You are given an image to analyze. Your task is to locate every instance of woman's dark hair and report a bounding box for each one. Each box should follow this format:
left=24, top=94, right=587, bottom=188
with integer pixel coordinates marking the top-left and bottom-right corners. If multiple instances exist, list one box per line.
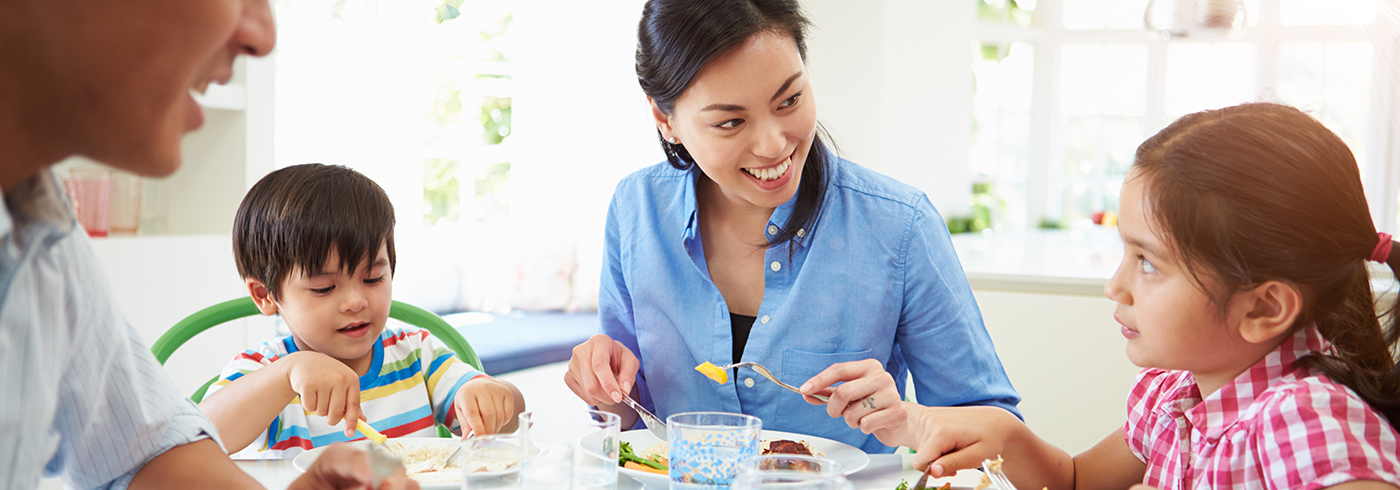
left=636, top=0, right=831, bottom=247
left=232, top=163, right=397, bottom=300
left=1133, top=102, right=1399, bottom=429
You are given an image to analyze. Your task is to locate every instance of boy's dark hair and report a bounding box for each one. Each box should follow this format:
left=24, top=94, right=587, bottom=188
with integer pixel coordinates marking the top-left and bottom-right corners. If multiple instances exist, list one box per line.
left=1134, top=102, right=1399, bottom=429
left=233, top=163, right=396, bottom=301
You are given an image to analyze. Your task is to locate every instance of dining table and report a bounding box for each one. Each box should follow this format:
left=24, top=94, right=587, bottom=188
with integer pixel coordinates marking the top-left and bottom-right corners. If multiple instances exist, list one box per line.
left=234, top=451, right=989, bottom=490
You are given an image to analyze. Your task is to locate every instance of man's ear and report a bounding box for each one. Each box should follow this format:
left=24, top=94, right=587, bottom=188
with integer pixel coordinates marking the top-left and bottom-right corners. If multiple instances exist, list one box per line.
left=1237, top=280, right=1302, bottom=344
left=246, top=277, right=279, bottom=316
left=649, top=96, right=677, bottom=144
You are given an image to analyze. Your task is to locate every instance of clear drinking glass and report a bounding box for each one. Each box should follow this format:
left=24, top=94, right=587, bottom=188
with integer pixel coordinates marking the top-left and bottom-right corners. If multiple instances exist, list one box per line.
left=730, top=455, right=853, bottom=490
left=667, top=412, right=762, bottom=490
left=462, top=433, right=524, bottom=490
left=62, top=168, right=112, bottom=237
left=519, top=410, right=620, bottom=490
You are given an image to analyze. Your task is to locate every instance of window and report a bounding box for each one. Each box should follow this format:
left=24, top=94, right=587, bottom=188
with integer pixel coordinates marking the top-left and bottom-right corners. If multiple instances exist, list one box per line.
left=969, top=0, right=1396, bottom=231
left=273, top=0, right=514, bottom=230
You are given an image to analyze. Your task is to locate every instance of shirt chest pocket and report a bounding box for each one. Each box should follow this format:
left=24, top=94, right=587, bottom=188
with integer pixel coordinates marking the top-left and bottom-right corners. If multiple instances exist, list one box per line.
left=773, top=348, right=875, bottom=439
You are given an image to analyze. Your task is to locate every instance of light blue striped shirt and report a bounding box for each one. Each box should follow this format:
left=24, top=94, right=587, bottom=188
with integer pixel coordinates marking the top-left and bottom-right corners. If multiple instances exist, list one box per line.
left=0, top=172, right=221, bottom=490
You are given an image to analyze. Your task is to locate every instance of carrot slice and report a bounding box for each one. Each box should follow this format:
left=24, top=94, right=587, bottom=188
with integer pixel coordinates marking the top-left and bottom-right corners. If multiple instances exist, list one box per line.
left=624, top=461, right=668, bottom=474
left=694, top=362, right=728, bottom=384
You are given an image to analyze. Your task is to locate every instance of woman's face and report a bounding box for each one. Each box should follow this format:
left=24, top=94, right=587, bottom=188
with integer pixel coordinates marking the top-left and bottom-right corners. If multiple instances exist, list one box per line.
left=10, top=0, right=274, bottom=177
left=657, top=30, right=819, bottom=211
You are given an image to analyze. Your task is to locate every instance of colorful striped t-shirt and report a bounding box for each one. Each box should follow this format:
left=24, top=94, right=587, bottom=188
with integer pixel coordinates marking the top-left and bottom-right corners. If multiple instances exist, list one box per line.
left=207, top=325, right=486, bottom=459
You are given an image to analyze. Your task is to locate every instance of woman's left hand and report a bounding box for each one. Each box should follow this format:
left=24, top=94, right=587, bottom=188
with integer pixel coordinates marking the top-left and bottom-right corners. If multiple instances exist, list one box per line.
left=799, top=359, right=911, bottom=447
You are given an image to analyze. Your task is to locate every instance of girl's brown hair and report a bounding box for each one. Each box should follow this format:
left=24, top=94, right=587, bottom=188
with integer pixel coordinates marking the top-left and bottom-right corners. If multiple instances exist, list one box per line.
left=1133, top=102, right=1399, bottom=429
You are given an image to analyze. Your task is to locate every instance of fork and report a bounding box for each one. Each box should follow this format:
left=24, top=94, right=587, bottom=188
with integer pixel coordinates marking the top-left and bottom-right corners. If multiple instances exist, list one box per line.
left=713, top=361, right=829, bottom=403
left=981, top=457, right=1020, bottom=490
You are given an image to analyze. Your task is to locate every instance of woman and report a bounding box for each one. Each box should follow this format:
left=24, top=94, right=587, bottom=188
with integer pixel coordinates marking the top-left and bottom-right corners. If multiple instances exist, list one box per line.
left=564, top=0, right=1020, bottom=453
left=0, top=0, right=415, bottom=488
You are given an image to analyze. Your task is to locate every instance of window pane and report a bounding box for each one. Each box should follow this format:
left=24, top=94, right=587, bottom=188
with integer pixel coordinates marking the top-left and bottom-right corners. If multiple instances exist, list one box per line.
left=1063, top=0, right=1150, bottom=29
left=1281, top=0, right=1376, bottom=26
left=1061, top=44, right=1147, bottom=116
left=1165, top=42, right=1257, bottom=119
left=971, top=42, right=1035, bottom=230
left=1276, top=42, right=1372, bottom=174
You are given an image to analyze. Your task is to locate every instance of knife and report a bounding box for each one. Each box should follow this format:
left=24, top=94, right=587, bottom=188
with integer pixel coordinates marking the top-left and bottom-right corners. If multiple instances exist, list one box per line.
left=618, top=392, right=668, bottom=441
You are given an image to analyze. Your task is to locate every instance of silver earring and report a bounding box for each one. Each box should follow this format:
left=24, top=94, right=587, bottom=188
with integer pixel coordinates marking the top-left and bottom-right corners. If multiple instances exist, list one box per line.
left=668, top=137, right=677, bottom=144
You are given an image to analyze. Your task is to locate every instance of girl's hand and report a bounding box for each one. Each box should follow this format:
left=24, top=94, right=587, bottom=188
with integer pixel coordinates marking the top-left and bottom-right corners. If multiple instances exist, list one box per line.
left=454, top=377, right=516, bottom=436
left=907, top=405, right=1026, bottom=478
left=564, top=334, right=640, bottom=406
left=799, top=359, right=911, bottom=447
left=286, top=351, right=364, bottom=437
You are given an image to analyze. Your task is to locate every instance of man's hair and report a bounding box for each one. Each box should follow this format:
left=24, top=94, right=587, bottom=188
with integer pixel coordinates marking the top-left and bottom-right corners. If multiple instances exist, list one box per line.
left=233, top=163, right=396, bottom=300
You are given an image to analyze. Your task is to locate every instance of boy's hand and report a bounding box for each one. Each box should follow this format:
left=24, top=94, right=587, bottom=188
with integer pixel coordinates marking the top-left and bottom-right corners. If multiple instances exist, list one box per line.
left=454, top=377, right=516, bottom=437
left=286, top=351, right=364, bottom=437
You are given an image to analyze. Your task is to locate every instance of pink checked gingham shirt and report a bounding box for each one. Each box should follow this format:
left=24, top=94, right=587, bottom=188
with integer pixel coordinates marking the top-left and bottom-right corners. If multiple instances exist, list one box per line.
left=1125, top=326, right=1400, bottom=489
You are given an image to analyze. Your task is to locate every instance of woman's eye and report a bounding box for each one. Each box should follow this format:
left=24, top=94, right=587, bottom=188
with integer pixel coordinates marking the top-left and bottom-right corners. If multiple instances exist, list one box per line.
left=715, top=118, right=743, bottom=129
left=365, top=276, right=384, bottom=285
left=311, top=286, right=334, bottom=294
left=1140, top=256, right=1157, bottom=273
left=780, top=92, right=801, bottom=108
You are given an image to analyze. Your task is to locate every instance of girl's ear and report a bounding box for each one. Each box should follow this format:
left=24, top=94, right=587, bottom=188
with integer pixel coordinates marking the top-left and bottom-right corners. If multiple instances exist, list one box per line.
left=246, top=277, right=280, bottom=316
left=1238, top=280, right=1303, bottom=344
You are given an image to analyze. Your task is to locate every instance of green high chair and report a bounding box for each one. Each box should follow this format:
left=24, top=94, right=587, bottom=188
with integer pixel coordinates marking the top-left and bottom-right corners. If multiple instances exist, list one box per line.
left=151, top=296, right=480, bottom=438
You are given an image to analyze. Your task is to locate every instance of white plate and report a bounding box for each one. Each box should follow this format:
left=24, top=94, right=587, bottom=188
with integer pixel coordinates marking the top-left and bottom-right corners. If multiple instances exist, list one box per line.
left=617, top=429, right=871, bottom=490
left=292, top=437, right=518, bottom=489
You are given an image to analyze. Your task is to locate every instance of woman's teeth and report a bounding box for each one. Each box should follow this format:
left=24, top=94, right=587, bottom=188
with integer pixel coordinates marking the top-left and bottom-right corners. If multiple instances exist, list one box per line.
left=743, top=158, right=791, bottom=181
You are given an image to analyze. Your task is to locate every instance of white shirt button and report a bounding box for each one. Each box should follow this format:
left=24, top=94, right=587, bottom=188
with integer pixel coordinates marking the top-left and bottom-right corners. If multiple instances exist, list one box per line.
left=796, top=228, right=806, bottom=238
left=767, top=225, right=779, bottom=235
left=744, top=378, right=755, bottom=388
left=770, top=261, right=781, bottom=272
left=760, top=315, right=770, bottom=324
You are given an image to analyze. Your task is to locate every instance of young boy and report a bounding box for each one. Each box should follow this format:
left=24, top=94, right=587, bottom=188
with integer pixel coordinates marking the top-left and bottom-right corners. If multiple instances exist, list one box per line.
left=200, top=163, right=525, bottom=458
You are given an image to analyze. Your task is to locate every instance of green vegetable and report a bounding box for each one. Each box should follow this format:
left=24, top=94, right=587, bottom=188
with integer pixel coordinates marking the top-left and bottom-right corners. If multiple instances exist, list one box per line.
left=895, top=480, right=909, bottom=490
left=619, top=441, right=667, bottom=470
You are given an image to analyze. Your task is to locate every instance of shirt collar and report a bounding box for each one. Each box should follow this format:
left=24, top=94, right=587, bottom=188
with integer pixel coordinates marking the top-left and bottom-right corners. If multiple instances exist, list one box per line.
left=678, top=169, right=810, bottom=248
left=1186, top=326, right=1327, bottom=440
left=0, top=170, right=78, bottom=241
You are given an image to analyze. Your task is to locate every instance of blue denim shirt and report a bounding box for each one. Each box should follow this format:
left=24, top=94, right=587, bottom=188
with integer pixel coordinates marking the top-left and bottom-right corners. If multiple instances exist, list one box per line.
left=600, top=157, right=1021, bottom=453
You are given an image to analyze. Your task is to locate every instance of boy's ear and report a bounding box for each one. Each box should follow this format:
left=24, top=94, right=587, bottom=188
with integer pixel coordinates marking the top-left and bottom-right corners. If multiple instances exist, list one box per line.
left=245, top=277, right=279, bottom=316
left=648, top=96, right=677, bottom=144
left=1238, top=280, right=1302, bottom=344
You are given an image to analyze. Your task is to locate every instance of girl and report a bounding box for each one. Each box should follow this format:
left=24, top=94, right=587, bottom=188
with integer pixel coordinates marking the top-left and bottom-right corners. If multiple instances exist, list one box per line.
left=898, top=103, right=1400, bottom=489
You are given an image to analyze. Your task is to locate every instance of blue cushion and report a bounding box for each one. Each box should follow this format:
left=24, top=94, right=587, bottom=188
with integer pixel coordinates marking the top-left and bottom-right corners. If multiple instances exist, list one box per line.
left=442, top=311, right=598, bottom=375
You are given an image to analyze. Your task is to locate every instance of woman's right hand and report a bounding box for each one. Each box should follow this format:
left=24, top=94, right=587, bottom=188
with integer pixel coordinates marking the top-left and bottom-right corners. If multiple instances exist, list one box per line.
left=564, top=334, right=640, bottom=406
left=286, top=351, right=364, bottom=437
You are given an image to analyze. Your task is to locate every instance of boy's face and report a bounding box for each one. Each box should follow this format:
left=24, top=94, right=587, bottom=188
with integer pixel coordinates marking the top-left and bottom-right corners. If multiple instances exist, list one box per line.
left=257, top=243, right=393, bottom=366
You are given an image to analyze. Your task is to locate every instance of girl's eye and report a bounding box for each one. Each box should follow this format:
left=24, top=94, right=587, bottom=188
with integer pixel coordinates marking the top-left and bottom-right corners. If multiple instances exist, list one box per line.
left=365, top=276, right=384, bottom=285
left=311, top=286, right=334, bottom=294
left=715, top=118, right=743, bottom=129
left=780, top=92, right=801, bottom=108
left=1140, top=256, right=1158, bottom=274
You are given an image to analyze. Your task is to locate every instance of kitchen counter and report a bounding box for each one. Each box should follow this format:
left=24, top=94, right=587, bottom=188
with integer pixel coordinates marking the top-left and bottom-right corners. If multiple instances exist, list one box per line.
left=951, top=227, right=1121, bottom=296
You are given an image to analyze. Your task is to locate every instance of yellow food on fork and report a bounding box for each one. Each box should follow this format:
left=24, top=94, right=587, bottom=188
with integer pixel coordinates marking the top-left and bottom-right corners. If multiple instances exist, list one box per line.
left=356, top=419, right=388, bottom=445
left=694, top=362, right=728, bottom=384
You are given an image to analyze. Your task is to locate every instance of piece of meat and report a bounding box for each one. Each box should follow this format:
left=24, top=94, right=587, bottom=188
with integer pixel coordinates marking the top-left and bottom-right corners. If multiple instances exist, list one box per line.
left=761, top=439, right=813, bottom=456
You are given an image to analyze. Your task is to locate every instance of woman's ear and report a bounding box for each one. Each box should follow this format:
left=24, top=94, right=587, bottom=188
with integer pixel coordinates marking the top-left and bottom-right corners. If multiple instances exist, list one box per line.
left=1237, top=280, right=1302, bottom=344
left=246, top=277, right=279, bottom=316
left=648, top=96, right=677, bottom=143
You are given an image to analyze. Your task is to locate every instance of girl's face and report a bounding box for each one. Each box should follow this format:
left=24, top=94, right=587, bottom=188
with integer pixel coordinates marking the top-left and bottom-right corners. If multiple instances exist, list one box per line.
left=273, top=245, right=393, bottom=367
left=1105, top=174, right=1258, bottom=375
left=657, top=30, right=819, bottom=211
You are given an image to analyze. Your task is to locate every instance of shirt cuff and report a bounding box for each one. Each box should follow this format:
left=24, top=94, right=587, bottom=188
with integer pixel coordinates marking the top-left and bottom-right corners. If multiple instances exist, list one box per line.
left=106, top=399, right=223, bottom=490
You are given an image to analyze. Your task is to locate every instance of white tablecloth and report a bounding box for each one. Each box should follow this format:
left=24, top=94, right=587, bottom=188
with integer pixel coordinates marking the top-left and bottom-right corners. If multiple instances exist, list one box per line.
left=236, top=454, right=986, bottom=490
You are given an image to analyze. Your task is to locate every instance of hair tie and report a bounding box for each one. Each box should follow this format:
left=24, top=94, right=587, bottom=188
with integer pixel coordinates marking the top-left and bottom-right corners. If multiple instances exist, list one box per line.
left=1369, top=232, right=1393, bottom=263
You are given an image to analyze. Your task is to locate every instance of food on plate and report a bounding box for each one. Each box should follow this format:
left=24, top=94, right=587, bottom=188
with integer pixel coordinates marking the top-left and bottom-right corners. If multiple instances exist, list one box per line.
left=757, top=438, right=826, bottom=471
left=398, top=443, right=463, bottom=483
left=695, top=362, right=728, bottom=384
left=894, top=481, right=950, bottom=490
left=620, top=441, right=668, bottom=473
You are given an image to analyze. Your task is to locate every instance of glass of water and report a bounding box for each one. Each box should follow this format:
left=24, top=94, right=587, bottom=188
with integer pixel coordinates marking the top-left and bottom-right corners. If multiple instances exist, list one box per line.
left=731, top=455, right=852, bottom=490
left=519, top=410, right=621, bottom=490
left=666, top=412, right=762, bottom=490
left=462, top=433, right=524, bottom=490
